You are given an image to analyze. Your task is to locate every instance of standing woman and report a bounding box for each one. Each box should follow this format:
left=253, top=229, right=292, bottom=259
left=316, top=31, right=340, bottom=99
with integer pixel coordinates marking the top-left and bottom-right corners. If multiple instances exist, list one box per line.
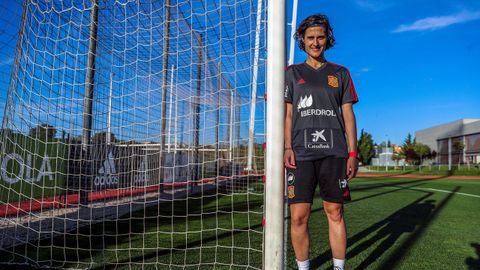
left=284, top=14, right=359, bottom=270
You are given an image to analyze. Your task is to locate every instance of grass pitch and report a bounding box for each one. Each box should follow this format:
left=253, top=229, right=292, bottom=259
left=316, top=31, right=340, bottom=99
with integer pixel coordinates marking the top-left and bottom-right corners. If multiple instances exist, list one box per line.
left=292, top=176, right=480, bottom=270
left=1, top=177, right=479, bottom=269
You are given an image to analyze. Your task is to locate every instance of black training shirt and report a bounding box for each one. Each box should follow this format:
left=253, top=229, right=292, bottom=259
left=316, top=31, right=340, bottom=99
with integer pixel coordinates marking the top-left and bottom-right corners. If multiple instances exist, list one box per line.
left=284, top=62, right=358, bottom=161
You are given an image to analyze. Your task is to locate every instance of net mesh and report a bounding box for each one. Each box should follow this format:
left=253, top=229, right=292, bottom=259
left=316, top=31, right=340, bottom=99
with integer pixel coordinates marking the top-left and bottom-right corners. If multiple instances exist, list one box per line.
left=0, top=0, right=267, bottom=268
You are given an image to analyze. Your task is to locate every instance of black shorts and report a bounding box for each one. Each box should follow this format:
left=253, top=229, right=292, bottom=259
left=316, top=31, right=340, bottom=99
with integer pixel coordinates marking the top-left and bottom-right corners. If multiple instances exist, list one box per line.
left=286, top=157, right=351, bottom=204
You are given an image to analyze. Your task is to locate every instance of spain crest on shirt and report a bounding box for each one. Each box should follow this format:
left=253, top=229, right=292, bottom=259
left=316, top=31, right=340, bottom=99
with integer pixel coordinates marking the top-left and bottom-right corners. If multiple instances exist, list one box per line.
left=327, top=75, right=339, bottom=88
left=288, top=186, right=295, bottom=199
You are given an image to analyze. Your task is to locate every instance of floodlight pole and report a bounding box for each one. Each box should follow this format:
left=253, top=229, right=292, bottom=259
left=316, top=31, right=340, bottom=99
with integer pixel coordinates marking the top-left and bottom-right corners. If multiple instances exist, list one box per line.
left=160, top=0, right=171, bottom=150
left=107, top=72, right=113, bottom=144
left=228, top=85, right=234, bottom=162
left=448, top=137, right=452, bottom=171
left=193, top=34, right=203, bottom=183
left=80, top=0, right=99, bottom=206
left=247, top=0, right=263, bottom=171
left=167, top=65, right=174, bottom=153
left=174, top=67, right=178, bottom=153
left=159, top=0, right=171, bottom=192
left=215, top=62, right=221, bottom=178
left=263, top=0, right=285, bottom=268
left=81, top=0, right=99, bottom=150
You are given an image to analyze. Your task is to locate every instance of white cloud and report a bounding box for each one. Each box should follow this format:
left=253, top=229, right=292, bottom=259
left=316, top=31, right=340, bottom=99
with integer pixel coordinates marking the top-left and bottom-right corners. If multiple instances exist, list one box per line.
left=354, top=0, right=393, bottom=12
left=354, top=67, right=371, bottom=76
left=393, top=10, right=480, bottom=33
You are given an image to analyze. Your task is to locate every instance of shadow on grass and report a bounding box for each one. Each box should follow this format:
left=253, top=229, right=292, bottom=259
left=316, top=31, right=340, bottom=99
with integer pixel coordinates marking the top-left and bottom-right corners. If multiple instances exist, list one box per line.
left=466, top=243, right=480, bottom=270
left=376, top=186, right=460, bottom=269
left=309, top=192, right=432, bottom=269
left=306, top=177, right=438, bottom=219
left=285, top=178, right=434, bottom=269
left=309, top=185, right=460, bottom=270
left=92, top=216, right=264, bottom=270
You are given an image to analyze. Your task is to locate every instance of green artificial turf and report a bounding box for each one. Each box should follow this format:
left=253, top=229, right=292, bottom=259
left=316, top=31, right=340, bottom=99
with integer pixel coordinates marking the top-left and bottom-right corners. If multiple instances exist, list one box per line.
left=365, top=165, right=480, bottom=176
left=286, top=177, right=480, bottom=270
left=1, top=177, right=480, bottom=270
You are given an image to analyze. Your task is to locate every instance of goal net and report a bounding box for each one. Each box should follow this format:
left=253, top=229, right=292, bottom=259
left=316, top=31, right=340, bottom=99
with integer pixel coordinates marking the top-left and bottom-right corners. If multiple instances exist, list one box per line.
left=0, top=0, right=270, bottom=268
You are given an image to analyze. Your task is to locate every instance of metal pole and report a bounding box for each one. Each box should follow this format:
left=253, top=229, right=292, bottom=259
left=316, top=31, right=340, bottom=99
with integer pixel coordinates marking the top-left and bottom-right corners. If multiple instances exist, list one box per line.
left=263, top=0, right=285, bottom=268
left=193, top=34, right=203, bottom=183
left=159, top=0, right=171, bottom=192
left=385, top=134, right=388, bottom=171
left=228, top=84, right=234, bottom=162
left=288, top=0, right=298, bottom=65
left=82, top=0, right=99, bottom=150
left=160, top=0, right=171, bottom=150
left=246, top=0, right=263, bottom=171
left=80, top=0, right=99, bottom=206
left=167, top=65, right=174, bottom=153
left=448, top=137, right=452, bottom=171
left=107, top=72, right=113, bottom=144
left=174, top=67, right=178, bottom=153
left=215, top=62, right=221, bottom=179
left=1, top=0, right=29, bottom=135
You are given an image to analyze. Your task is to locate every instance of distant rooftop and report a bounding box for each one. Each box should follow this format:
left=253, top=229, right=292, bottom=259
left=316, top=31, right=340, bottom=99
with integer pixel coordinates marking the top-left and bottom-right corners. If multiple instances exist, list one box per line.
left=416, top=119, right=480, bottom=133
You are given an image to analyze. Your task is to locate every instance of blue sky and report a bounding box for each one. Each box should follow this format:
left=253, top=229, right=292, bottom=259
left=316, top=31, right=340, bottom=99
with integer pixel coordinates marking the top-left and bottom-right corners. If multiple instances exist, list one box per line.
left=1, top=0, right=479, bottom=145
left=287, top=0, right=480, bottom=144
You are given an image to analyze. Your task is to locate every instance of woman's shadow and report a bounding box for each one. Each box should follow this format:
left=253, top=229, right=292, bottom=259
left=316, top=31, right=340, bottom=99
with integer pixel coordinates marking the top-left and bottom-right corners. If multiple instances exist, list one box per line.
left=466, top=243, right=480, bottom=270
left=311, top=195, right=436, bottom=269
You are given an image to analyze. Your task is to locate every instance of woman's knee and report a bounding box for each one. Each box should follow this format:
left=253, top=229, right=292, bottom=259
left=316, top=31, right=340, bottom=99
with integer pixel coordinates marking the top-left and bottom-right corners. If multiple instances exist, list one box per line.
left=324, top=203, right=343, bottom=223
left=290, top=204, right=311, bottom=227
left=291, top=213, right=309, bottom=227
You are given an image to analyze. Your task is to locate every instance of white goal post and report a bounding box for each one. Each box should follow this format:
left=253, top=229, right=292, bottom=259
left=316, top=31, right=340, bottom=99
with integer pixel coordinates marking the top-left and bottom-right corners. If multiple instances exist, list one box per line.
left=263, top=0, right=286, bottom=269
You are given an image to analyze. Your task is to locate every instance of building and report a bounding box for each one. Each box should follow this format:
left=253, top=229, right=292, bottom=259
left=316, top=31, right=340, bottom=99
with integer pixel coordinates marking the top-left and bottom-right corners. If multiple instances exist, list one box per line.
left=415, top=119, right=480, bottom=165
left=371, top=145, right=405, bottom=166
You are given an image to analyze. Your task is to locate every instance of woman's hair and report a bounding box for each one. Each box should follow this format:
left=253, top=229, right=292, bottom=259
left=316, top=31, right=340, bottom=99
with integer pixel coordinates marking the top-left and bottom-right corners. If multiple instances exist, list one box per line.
left=294, top=14, right=335, bottom=51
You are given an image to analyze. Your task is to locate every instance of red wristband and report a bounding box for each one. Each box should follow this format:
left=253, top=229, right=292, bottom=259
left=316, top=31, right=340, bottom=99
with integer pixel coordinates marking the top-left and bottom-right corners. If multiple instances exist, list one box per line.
left=348, top=151, right=358, bottom=158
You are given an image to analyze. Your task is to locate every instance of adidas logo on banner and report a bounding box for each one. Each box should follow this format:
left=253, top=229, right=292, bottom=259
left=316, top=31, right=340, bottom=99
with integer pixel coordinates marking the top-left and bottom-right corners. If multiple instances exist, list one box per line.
left=134, top=156, right=148, bottom=185
left=297, top=94, right=313, bottom=111
left=94, top=152, right=119, bottom=186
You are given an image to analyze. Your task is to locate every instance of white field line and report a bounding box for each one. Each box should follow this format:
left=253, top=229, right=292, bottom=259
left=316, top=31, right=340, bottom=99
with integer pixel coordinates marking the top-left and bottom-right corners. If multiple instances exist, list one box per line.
left=378, top=185, right=480, bottom=199
left=418, top=187, right=480, bottom=198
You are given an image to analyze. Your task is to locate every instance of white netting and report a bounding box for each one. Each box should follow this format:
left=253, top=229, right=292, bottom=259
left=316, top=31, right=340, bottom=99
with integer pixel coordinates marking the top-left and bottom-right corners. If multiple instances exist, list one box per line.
left=0, top=0, right=267, bottom=268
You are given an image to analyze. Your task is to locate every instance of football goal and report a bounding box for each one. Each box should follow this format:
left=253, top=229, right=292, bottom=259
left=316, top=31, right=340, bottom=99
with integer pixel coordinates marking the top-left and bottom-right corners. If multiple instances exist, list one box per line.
left=0, top=0, right=285, bottom=269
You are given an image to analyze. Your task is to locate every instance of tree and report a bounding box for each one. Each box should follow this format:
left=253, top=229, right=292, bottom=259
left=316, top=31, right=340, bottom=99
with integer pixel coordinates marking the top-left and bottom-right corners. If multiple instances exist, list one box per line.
left=357, top=129, right=375, bottom=165
left=414, top=143, right=431, bottom=165
left=391, top=152, right=403, bottom=166
left=399, top=133, right=432, bottom=165
left=403, top=133, right=415, bottom=149
left=29, top=123, right=56, bottom=141
left=401, top=133, right=417, bottom=165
